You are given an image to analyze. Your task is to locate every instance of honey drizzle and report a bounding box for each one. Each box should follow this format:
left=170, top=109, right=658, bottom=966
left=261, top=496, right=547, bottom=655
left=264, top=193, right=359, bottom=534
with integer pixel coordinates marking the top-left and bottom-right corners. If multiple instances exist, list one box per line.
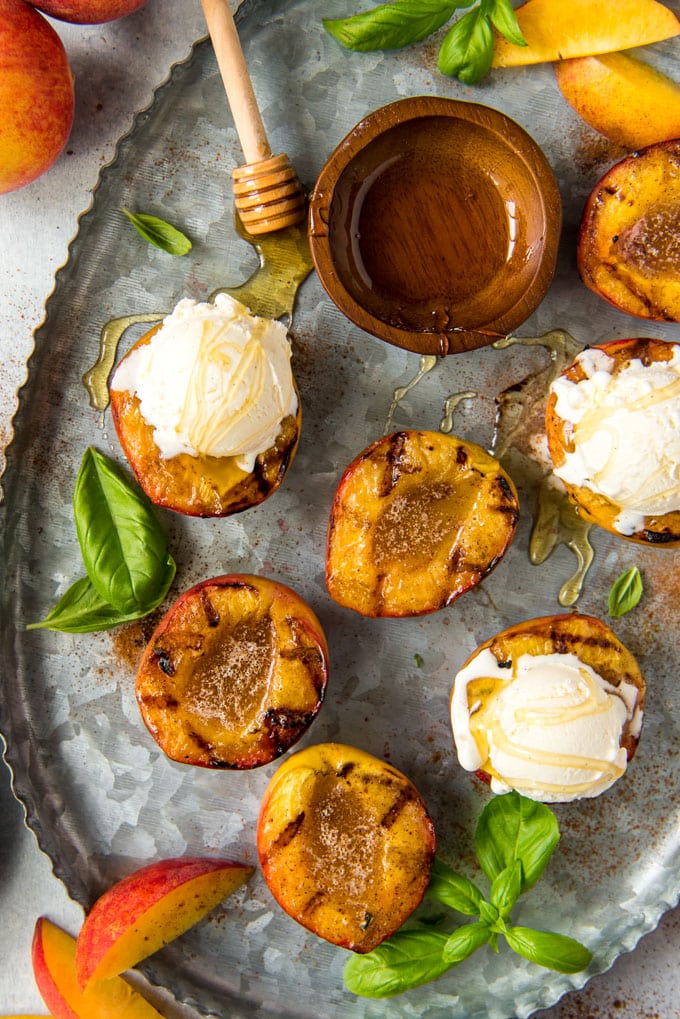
left=82, top=219, right=314, bottom=413
left=385, top=355, right=438, bottom=432
left=83, top=312, right=165, bottom=411
left=491, top=330, right=593, bottom=607
left=388, top=329, right=595, bottom=606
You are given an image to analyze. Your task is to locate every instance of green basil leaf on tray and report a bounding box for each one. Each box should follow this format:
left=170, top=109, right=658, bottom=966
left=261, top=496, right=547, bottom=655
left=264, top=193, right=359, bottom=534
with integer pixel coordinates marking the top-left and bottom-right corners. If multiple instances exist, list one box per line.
left=121, top=207, right=192, bottom=255
left=344, top=794, right=591, bottom=998
left=504, top=926, right=594, bottom=974
left=437, top=6, right=494, bottom=83
left=323, top=0, right=527, bottom=83
left=442, top=921, right=491, bottom=965
left=344, top=928, right=452, bottom=998
left=426, top=857, right=486, bottom=915
left=474, top=791, right=560, bottom=893
left=608, top=566, right=643, bottom=619
left=490, top=860, right=523, bottom=917
left=485, top=0, right=527, bottom=47
left=26, top=576, right=147, bottom=634
left=323, top=0, right=465, bottom=51
left=74, top=447, right=176, bottom=615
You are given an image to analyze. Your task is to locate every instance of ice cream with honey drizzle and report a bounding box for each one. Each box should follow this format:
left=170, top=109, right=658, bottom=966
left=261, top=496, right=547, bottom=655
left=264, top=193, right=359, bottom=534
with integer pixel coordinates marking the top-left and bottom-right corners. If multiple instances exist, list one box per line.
left=451, top=648, right=642, bottom=802
left=549, top=345, right=680, bottom=535
left=111, top=293, right=297, bottom=472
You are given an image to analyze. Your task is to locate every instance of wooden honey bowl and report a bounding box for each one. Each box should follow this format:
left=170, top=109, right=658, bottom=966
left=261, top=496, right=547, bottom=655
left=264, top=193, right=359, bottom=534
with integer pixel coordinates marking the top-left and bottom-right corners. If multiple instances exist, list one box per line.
left=308, top=96, right=562, bottom=356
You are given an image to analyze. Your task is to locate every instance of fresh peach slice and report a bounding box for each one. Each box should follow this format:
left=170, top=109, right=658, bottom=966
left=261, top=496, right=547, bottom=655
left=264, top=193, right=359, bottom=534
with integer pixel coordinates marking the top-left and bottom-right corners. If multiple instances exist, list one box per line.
left=31, top=917, right=164, bottom=1019
left=75, top=857, right=253, bottom=988
left=555, top=52, right=680, bottom=149
left=492, top=0, right=680, bottom=67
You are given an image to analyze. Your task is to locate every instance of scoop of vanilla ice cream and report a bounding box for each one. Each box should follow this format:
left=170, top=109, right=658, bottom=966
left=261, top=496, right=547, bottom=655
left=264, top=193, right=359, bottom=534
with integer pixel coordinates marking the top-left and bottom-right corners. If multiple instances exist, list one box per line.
left=111, top=294, right=297, bottom=472
left=451, top=647, right=641, bottom=803
left=550, top=345, right=680, bottom=534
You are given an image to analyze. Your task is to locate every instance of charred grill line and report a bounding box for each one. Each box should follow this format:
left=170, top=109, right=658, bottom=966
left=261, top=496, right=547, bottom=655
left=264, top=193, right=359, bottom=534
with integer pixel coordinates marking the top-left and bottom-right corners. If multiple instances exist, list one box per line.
left=268, top=812, right=306, bottom=855
left=200, top=590, right=221, bottom=628
left=380, top=787, right=416, bottom=829
left=152, top=647, right=176, bottom=676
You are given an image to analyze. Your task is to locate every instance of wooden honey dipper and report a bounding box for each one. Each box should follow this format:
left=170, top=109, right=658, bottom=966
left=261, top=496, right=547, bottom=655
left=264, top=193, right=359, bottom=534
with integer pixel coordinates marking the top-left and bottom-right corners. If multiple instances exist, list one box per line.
left=200, top=0, right=307, bottom=235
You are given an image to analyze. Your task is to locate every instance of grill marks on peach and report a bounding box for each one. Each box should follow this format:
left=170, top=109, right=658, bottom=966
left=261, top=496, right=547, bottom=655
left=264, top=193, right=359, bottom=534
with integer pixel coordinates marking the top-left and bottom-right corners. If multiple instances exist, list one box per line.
left=257, top=744, right=435, bottom=952
left=135, top=575, right=329, bottom=768
left=487, top=614, right=645, bottom=720
left=326, top=430, right=519, bottom=617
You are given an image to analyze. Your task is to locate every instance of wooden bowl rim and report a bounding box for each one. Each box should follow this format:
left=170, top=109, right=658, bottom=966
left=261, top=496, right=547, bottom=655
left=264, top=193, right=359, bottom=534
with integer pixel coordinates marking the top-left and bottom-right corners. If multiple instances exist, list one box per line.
left=308, top=96, right=562, bottom=356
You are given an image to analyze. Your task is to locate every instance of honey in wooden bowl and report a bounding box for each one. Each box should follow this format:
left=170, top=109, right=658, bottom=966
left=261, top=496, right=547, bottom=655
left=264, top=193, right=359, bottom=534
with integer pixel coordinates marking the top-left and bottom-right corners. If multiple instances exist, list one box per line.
left=308, top=96, right=562, bottom=356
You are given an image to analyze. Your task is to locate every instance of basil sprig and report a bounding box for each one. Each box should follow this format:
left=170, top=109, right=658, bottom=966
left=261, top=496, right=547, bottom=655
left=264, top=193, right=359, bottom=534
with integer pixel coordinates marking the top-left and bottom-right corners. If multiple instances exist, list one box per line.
left=323, top=0, right=526, bottom=84
left=608, top=566, right=643, bottom=619
left=344, top=792, right=592, bottom=998
left=122, top=208, right=192, bottom=256
left=28, top=448, right=176, bottom=633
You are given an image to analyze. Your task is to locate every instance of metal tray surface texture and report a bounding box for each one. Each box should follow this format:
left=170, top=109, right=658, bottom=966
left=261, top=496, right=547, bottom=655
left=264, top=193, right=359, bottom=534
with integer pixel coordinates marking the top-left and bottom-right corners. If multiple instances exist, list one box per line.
left=2, top=1, right=680, bottom=1017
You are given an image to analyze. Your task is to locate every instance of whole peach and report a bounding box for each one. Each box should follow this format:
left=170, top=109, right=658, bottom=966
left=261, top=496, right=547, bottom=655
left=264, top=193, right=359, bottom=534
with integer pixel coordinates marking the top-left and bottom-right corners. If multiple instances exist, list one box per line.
left=0, top=0, right=75, bottom=194
left=25, top=0, right=148, bottom=23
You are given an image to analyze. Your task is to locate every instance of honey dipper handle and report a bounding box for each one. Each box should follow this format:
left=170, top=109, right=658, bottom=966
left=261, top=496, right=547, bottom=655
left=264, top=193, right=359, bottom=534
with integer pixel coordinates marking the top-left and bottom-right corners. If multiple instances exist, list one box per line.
left=200, top=0, right=271, bottom=164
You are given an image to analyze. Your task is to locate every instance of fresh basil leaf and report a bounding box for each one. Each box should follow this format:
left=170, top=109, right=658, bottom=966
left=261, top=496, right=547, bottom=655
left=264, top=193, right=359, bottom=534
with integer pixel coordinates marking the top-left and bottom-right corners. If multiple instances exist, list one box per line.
left=490, top=860, right=523, bottom=917
left=73, top=447, right=176, bottom=615
left=26, top=576, right=145, bottom=633
left=324, top=0, right=466, bottom=52
left=121, top=208, right=192, bottom=255
left=426, top=858, right=486, bottom=916
left=344, top=929, right=451, bottom=998
left=608, top=566, right=643, bottom=619
left=442, top=921, right=490, bottom=965
left=475, top=792, right=560, bottom=893
left=504, top=925, right=593, bottom=974
left=438, top=7, right=494, bottom=84
left=485, top=0, right=527, bottom=47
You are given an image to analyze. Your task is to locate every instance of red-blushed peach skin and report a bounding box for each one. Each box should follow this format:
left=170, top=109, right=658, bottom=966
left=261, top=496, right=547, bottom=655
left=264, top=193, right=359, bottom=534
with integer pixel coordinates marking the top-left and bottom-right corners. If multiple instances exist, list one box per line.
left=545, top=337, right=680, bottom=544
left=450, top=613, right=646, bottom=791
left=136, top=574, right=329, bottom=768
left=26, top=0, right=148, bottom=23
left=0, top=0, right=75, bottom=194
left=110, top=325, right=301, bottom=518
left=32, top=917, right=165, bottom=1019
left=75, top=857, right=253, bottom=988
left=577, top=140, right=680, bottom=322
left=326, top=430, right=519, bottom=617
left=257, top=742, right=435, bottom=953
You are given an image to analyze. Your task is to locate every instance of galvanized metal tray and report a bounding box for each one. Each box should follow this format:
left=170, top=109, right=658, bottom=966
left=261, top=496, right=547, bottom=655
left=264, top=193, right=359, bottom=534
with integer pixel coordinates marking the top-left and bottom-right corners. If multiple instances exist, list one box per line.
left=2, top=2, right=680, bottom=1016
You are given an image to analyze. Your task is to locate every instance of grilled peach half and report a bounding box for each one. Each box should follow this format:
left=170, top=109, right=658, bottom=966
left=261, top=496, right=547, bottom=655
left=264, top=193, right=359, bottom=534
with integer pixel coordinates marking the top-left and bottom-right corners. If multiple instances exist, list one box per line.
left=577, top=139, right=680, bottom=322
left=450, top=613, right=645, bottom=800
left=546, top=337, right=680, bottom=544
left=326, top=430, right=519, bottom=617
left=135, top=574, right=329, bottom=769
left=110, top=325, right=301, bottom=518
left=257, top=743, right=435, bottom=952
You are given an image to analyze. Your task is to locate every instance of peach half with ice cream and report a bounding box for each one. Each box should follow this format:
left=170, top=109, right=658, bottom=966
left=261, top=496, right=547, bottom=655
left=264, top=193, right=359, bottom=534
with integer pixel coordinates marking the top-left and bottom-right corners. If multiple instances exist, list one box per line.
left=110, top=293, right=301, bottom=517
left=450, top=614, right=645, bottom=803
left=545, top=337, right=680, bottom=544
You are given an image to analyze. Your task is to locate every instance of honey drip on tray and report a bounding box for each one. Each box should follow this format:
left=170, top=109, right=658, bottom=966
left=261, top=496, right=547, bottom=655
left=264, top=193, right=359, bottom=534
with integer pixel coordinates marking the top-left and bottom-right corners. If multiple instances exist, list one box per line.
left=385, top=355, right=438, bottom=432
left=83, top=219, right=314, bottom=412
left=389, top=329, right=595, bottom=606
left=83, top=313, right=165, bottom=411
left=492, top=330, right=594, bottom=607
